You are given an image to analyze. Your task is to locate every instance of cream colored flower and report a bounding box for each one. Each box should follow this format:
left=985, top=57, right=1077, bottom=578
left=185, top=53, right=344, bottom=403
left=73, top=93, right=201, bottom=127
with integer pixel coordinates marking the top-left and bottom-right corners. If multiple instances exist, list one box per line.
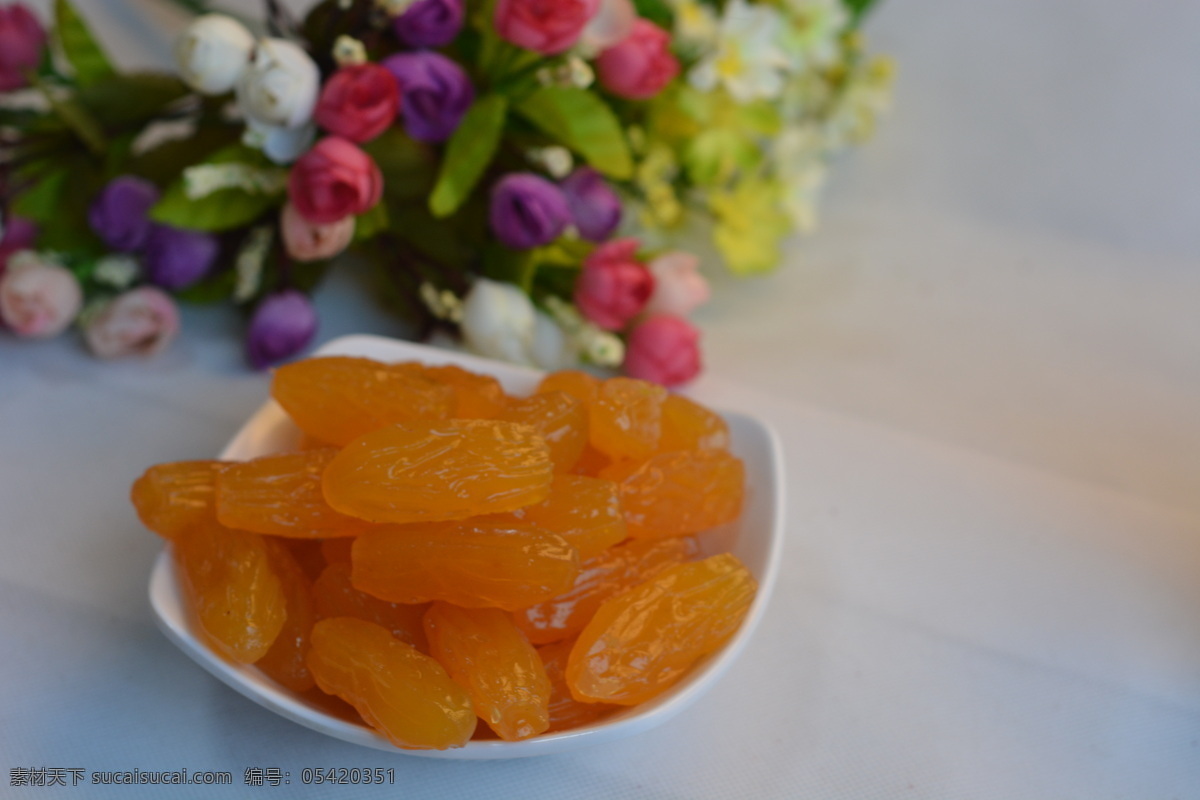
left=689, top=0, right=791, bottom=102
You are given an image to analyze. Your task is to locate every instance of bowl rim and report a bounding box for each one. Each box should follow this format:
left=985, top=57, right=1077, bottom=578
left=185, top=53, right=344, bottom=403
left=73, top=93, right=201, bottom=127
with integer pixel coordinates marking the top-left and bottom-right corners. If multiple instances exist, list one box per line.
left=148, top=334, right=786, bottom=759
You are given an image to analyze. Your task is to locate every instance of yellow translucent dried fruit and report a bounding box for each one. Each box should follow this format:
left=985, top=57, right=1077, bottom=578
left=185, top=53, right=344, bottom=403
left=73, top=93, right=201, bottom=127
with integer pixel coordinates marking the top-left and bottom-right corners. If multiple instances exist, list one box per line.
left=307, top=617, right=476, bottom=750
left=413, top=363, right=509, bottom=419
left=659, top=394, right=730, bottom=452
left=215, top=448, right=368, bottom=538
left=503, top=474, right=626, bottom=561
left=567, top=554, right=756, bottom=705
left=589, top=378, right=667, bottom=461
left=601, top=450, right=745, bottom=538
left=272, top=356, right=454, bottom=446
left=255, top=542, right=317, bottom=692
left=131, top=460, right=223, bottom=541
left=424, top=603, right=551, bottom=741
left=351, top=520, right=579, bottom=611
left=538, top=638, right=617, bottom=732
left=174, top=520, right=287, bottom=663
left=536, top=370, right=599, bottom=405
left=323, top=420, right=554, bottom=524
left=499, top=391, right=588, bottom=473
left=313, top=562, right=429, bottom=653
left=514, top=537, right=696, bottom=645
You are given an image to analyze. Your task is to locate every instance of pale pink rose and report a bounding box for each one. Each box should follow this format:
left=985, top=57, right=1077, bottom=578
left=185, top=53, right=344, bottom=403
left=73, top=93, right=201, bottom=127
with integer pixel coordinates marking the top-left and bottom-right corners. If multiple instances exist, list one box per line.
left=280, top=202, right=355, bottom=262
left=643, top=250, right=709, bottom=317
left=579, top=0, right=636, bottom=54
left=83, top=287, right=180, bottom=358
left=595, top=18, right=678, bottom=100
left=0, top=253, right=83, bottom=338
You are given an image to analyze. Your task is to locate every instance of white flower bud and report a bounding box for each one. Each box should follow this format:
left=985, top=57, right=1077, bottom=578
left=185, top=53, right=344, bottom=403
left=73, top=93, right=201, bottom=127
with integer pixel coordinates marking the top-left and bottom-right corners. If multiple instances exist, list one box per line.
left=459, top=278, right=537, bottom=366
left=242, top=118, right=315, bottom=165
left=175, top=15, right=256, bottom=95
left=236, top=38, right=320, bottom=130
left=530, top=311, right=579, bottom=370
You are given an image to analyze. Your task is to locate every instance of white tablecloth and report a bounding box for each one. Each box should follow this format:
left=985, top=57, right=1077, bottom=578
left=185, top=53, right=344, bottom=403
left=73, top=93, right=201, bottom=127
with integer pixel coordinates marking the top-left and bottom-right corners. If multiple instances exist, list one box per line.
left=3, top=1, right=1198, bottom=797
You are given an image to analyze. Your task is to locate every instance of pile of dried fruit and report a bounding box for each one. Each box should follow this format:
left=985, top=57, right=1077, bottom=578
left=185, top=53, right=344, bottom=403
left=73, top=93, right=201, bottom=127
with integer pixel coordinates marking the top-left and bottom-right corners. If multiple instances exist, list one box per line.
left=132, top=356, right=756, bottom=750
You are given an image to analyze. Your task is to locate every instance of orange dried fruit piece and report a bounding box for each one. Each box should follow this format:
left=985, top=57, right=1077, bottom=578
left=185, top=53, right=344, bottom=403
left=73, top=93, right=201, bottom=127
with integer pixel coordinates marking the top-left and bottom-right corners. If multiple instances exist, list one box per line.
left=215, top=449, right=368, bottom=538
left=499, top=391, right=588, bottom=472
left=323, top=420, right=553, bottom=524
left=659, top=394, right=730, bottom=453
left=601, top=450, right=745, bottom=538
left=255, top=542, right=317, bottom=692
left=313, top=562, right=429, bottom=653
left=504, top=474, right=626, bottom=560
left=537, top=370, right=599, bottom=405
left=514, top=537, right=696, bottom=645
left=570, top=445, right=611, bottom=477
left=424, top=603, right=551, bottom=741
left=131, top=460, right=223, bottom=541
left=307, top=617, right=476, bottom=750
left=320, top=537, right=353, bottom=567
left=589, top=377, right=667, bottom=461
left=413, top=363, right=508, bottom=419
left=272, top=356, right=454, bottom=446
left=174, top=520, right=287, bottom=663
left=538, top=639, right=617, bottom=733
left=351, top=520, right=579, bottom=611
left=567, top=553, right=757, bottom=706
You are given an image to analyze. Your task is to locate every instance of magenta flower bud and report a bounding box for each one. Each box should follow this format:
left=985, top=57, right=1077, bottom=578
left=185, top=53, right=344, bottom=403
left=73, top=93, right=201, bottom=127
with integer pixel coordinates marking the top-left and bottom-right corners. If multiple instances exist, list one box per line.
left=382, top=51, right=473, bottom=143
left=560, top=167, right=622, bottom=242
left=393, top=0, right=464, bottom=48
left=245, top=290, right=317, bottom=369
left=489, top=173, right=570, bottom=250
left=88, top=176, right=160, bottom=252
left=0, top=4, right=47, bottom=92
left=142, top=224, right=218, bottom=289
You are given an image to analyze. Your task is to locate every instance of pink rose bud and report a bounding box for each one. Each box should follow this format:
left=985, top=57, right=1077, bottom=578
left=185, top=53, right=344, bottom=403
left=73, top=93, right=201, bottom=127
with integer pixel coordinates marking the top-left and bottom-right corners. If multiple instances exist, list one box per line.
left=0, top=4, right=47, bottom=93
left=573, top=237, right=654, bottom=331
left=288, top=136, right=383, bottom=225
left=313, top=63, right=400, bottom=144
left=0, top=253, right=83, bottom=339
left=595, top=18, right=679, bottom=100
left=623, top=314, right=701, bottom=387
left=643, top=250, right=709, bottom=317
left=494, top=0, right=599, bottom=55
left=280, top=202, right=355, bottom=262
left=83, top=287, right=180, bottom=359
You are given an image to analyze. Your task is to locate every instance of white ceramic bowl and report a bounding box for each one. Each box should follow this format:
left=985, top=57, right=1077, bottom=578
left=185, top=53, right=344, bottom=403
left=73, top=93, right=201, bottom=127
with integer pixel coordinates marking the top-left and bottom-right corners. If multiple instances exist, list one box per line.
left=149, top=335, right=785, bottom=759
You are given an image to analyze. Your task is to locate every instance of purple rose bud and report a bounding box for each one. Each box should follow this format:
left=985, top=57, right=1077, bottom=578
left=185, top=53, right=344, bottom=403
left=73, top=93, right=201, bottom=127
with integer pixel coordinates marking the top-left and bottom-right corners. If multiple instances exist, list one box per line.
left=245, top=290, right=317, bottom=369
left=382, top=51, right=473, bottom=143
left=489, top=173, right=571, bottom=250
left=393, top=0, right=464, bottom=48
left=560, top=167, right=622, bottom=242
left=88, top=176, right=160, bottom=252
left=142, top=224, right=218, bottom=289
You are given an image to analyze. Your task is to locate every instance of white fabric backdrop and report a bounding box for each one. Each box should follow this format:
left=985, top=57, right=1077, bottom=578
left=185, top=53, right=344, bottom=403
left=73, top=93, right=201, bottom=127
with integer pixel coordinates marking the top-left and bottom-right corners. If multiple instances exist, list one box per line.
left=2, top=1, right=1198, bottom=797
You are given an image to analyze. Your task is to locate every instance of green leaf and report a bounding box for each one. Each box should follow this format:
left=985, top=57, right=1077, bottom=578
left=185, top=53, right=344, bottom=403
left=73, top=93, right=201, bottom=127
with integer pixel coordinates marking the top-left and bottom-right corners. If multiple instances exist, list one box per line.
left=12, top=169, right=69, bottom=222
left=53, top=0, right=115, bottom=87
left=429, top=94, right=508, bottom=218
left=354, top=202, right=390, bottom=242
left=175, top=268, right=237, bottom=305
left=515, top=87, right=633, bottom=180
left=126, top=126, right=241, bottom=187
left=34, top=77, right=107, bottom=155
left=77, top=73, right=190, bottom=128
left=632, top=0, right=673, bottom=29
left=363, top=128, right=436, bottom=200
left=149, top=144, right=282, bottom=231
left=843, top=0, right=882, bottom=27
left=150, top=183, right=277, bottom=232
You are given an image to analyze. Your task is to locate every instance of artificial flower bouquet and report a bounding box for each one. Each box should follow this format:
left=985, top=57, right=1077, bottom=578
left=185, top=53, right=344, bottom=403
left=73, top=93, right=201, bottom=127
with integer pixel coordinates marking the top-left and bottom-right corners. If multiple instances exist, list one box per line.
left=0, top=0, right=889, bottom=385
